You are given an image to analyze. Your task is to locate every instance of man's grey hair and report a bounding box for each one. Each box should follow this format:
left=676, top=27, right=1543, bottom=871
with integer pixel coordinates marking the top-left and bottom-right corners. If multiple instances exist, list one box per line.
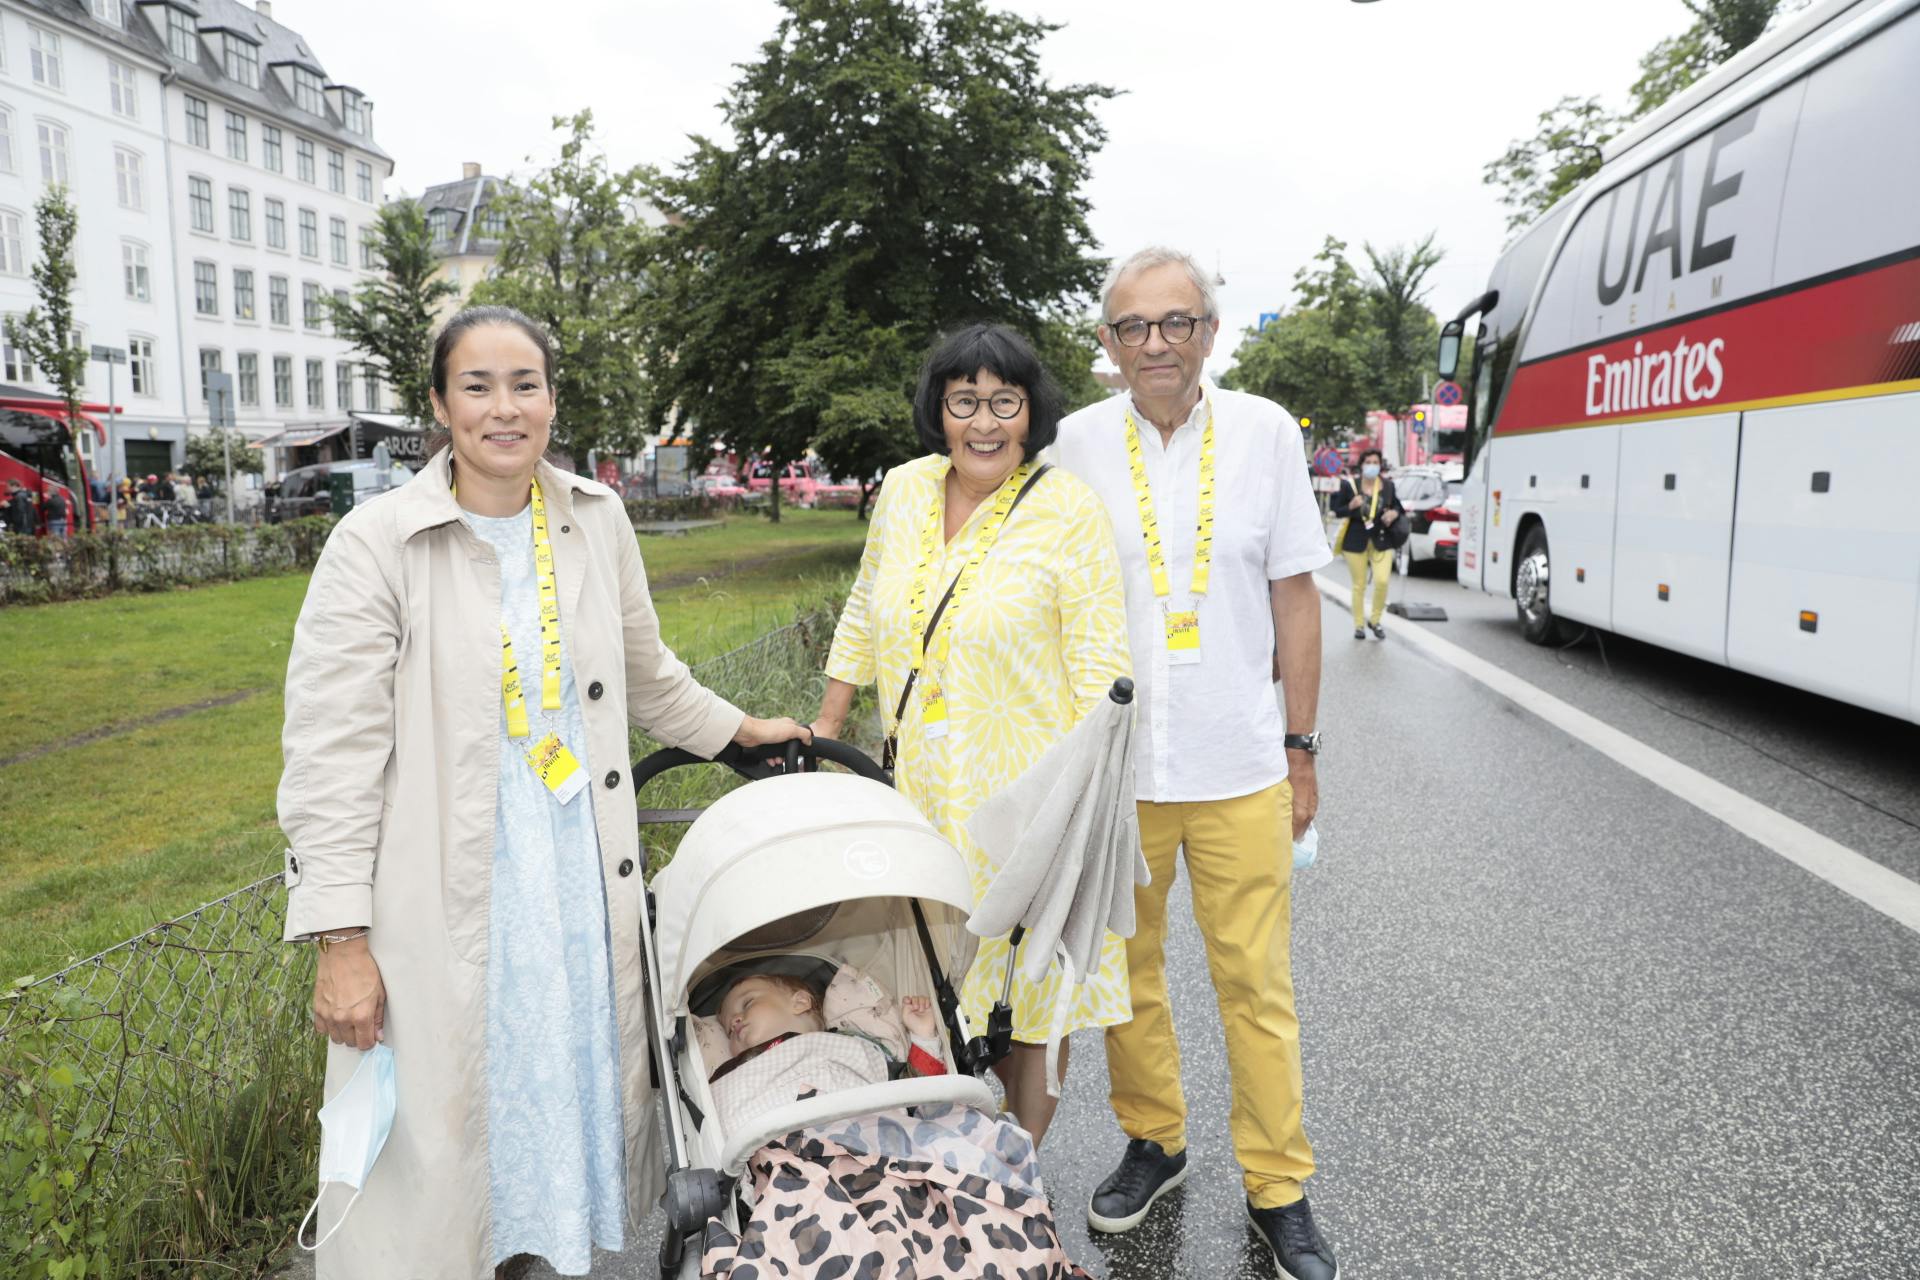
left=1099, top=246, right=1219, bottom=324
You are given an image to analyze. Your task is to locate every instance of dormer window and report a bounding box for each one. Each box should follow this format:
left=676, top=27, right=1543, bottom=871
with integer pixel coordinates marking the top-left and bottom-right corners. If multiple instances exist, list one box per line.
left=165, top=9, right=197, bottom=63
left=341, top=91, right=366, bottom=135
left=223, top=35, right=260, bottom=89
left=429, top=209, right=455, bottom=244
left=292, top=66, right=323, bottom=115
left=89, top=0, right=122, bottom=24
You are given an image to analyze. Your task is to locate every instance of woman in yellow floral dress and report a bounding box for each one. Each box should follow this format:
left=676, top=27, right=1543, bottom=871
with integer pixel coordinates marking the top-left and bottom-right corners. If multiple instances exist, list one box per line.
left=811, top=323, right=1131, bottom=1145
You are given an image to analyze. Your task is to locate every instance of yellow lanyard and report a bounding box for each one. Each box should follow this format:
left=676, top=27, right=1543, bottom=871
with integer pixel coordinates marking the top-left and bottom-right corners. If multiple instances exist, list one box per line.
left=1124, top=394, right=1216, bottom=602
left=1365, top=481, right=1381, bottom=523
left=906, top=461, right=1032, bottom=673
left=460, top=476, right=562, bottom=740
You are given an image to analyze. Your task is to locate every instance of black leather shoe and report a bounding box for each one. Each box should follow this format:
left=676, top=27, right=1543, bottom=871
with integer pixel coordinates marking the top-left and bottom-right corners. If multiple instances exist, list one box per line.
left=1087, top=1138, right=1188, bottom=1233
left=1369, top=623, right=1386, bottom=640
left=1352, top=627, right=1366, bottom=640
left=1247, top=1196, right=1338, bottom=1280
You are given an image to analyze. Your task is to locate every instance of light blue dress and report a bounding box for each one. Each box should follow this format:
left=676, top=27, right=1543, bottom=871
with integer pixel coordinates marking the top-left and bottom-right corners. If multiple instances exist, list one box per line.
left=467, top=506, right=625, bottom=1274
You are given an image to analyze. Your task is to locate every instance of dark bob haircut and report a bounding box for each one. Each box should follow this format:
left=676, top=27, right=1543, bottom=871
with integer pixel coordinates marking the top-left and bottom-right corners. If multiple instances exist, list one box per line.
left=912, top=323, right=1064, bottom=459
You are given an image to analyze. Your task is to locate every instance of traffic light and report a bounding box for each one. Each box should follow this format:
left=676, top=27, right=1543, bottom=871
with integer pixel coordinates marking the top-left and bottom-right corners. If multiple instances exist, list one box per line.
left=1300, top=416, right=1312, bottom=430
left=1412, top=409, right=1427, bottom=425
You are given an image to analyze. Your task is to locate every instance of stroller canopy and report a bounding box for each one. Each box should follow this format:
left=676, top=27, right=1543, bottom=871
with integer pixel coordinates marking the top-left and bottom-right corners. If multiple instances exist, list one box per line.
left=650, top=773, right=978, bottom=1011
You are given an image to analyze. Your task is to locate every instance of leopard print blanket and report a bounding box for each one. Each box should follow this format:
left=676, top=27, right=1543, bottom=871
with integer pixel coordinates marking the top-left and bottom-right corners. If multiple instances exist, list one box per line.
left=700, top=1103, right=1095, bottom=1279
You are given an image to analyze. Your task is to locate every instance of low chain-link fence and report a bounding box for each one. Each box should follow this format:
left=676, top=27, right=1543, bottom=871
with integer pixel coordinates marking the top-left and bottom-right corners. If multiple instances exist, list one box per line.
left=0, top=518, right=337, bottom=605
left=0, top=610, right=849, bottom=1275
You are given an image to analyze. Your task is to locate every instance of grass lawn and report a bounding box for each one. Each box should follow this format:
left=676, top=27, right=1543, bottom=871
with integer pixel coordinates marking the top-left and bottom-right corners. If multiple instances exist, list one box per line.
left=0, top=509, right=868, bottom=980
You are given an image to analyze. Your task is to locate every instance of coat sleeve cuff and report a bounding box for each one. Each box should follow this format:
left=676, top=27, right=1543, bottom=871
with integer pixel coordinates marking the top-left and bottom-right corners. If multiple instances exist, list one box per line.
left=682, top=695, right=746, bottom=761
left=283, top=879, right=373, bottom=942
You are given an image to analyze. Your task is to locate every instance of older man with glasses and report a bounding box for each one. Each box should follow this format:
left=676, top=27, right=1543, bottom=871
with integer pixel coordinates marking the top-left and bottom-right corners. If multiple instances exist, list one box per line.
left=1051, top=247, right=1338, bottom=1280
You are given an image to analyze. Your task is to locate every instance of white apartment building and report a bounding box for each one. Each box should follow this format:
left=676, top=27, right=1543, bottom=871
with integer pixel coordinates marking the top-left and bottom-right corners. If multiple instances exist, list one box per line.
left=0, top=0, right=392, bottom=484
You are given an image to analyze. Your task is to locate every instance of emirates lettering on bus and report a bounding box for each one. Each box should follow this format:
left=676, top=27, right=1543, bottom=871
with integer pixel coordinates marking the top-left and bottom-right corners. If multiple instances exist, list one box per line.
left=1584, top=336, right=1725, bottom=416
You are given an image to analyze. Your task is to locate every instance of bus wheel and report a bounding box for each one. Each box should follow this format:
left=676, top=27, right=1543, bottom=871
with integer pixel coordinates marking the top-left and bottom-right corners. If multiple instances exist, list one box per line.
left=1514, top=525, right=1576, bottom=645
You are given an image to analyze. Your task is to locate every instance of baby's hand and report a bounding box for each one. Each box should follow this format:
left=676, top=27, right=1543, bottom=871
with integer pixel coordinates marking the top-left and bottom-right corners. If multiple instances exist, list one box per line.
left=901, top=996, right=938, bottom=1038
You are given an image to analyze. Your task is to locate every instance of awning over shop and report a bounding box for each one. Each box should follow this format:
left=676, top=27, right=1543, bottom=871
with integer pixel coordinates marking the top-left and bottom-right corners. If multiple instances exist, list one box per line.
left=349, top=412, right=429, bottom=464
left=250, top=423, right=351, bottom=450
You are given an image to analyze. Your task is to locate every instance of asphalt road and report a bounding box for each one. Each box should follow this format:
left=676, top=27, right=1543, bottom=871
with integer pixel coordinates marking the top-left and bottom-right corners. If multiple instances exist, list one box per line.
left=533, top=559, right=1920, bottom=1280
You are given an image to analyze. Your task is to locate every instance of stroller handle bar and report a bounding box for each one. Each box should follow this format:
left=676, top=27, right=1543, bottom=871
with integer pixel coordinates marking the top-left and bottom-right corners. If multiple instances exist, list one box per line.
left=631, top=734, right=890, bottom=801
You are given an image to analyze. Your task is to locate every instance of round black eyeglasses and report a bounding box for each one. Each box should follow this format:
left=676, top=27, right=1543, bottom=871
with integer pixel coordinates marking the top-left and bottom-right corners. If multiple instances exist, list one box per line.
left=944, top=390, right=1027, bottom=420
left=1110, top=314, right=1208, bottom=347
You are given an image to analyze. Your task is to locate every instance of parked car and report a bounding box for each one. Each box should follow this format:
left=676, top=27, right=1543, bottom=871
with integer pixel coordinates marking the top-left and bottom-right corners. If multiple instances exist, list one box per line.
left=264, top=459, right=400, bottom=522
left=1389, top=464, right=1463, bottom=575
left=692, top=471, right=750, bottom=504
left=747, top=459, right=820, bottom=507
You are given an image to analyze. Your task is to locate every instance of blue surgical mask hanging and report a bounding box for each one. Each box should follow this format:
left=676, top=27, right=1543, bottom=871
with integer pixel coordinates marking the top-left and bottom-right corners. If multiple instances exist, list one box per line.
left=298, top=1043, right=397, bottom=1252
left=1293, top=822, right=1319, bottom=871
left=1361, top=464, right=1381, bottom=479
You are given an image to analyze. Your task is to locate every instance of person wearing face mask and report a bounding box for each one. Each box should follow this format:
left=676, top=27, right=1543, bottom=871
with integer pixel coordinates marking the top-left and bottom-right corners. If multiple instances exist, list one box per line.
left=810, top=323, right=1132, bottom=1147
left=278, top=305, right=812, bottom=1280
left=1334, top=449, right=1404, bottom=640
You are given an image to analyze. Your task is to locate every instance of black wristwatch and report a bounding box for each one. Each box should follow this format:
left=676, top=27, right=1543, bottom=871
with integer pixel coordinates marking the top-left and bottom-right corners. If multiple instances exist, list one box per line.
left=1284, top=732, right=1322, bottom=755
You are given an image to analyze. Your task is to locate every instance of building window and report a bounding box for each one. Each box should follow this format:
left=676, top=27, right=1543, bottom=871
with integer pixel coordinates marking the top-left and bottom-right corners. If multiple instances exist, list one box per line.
left=185, top=95, right=209, bottom=148
left=329, top=216, right=347, bottom=266
left=129, top=336, right=154, bottom=397
left=0, top=109, right=13, bottom=174
left=108, top=58, right=137, bottom=118
left=115, top=148, right=144, bottom=210
left=327, top=148, right=344, bottom=194
left=193, top=261, right=217, bottom=315
left=36, top=120, right=68, bottom=187
left=237, top=352, right=258, bottom=406
left=90, top=0, right=123, bottom=23
left=293, top=67, right=324, bottom=115
left=273, top=354, right=292, bottom=407
left=429, top=208, right=453, bottom=244
left=295, top=136, right=314, bottom=183
left=264, top=198, right=286, bottom=250
left=480, top=206, right=507, bottom=238
left=225, top=110, right=247, bottom=162
left=0, top=210, right=24, bottom=276
left=356, top=160, right=374, bottom=203
left=223, top=34, right=258, bottom=89
left=166, top=9, right=196, bottom=62
left=335, top=361, right=353, bottom=411
left=342, top=93, right=366, bottom=135
left=198, top=348, right=221, bottom=404
left=233, top=268, right=254, bottom=321
left=28, top=26, right=62, bottom=91
left=5, top=324, right=37, bottom=383
left=188, top=176, right=213, bottom=233
left=298, top=208, right=318, bottom=258
left=268, top=275, right=289, bottom=325
left=228, top=188, right=251, bottom=241
left=362, top=365, right=381, bottom=412
left=332, top=287, right=349, bottom=336
left=359, top=227, right=378, bottom=269
left=305, top=358, right=323, bottom=407
left=302, top=281, right=321, bottom=329
left=261, top=124, right=282, bottom=172
left=122, top=241, right=149, bottom=301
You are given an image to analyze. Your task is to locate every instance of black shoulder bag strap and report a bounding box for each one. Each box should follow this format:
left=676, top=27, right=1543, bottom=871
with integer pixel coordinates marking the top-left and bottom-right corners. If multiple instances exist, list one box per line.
left=882, top=464, right=1052, bottom=772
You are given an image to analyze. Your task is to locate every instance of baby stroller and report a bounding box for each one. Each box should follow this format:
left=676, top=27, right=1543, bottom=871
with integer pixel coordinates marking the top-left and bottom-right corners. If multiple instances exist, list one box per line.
left=632, top=737, right=1047, bottom=1279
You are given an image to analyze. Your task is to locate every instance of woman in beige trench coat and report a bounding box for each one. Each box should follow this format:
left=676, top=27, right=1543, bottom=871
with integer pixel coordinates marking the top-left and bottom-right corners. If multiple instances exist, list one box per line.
left=278, top=306, right=809, bottom=1279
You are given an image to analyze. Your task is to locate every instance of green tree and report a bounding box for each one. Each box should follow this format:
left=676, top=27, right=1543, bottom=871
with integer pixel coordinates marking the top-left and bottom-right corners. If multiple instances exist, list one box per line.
left=470, top=111, right=656, bottom=460
left=3, top=185, right=93, bottom=527
left=642, top=0, right=1113, bottom=519
left=1362, top=234, right=1444, bottom=416
left=322, top=199, right=456, bottom=426
left=1631, top=0, right=1796, bottom=115
left=184, top=427, right=262, bottom=486
left=1220, top=306, right=1371, bottom=447
left=1482, top=96, right=1619, bottom=235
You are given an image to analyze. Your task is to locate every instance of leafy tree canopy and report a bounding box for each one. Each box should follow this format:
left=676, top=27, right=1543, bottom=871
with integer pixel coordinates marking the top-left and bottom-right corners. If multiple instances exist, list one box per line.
left=322, top=198, right=457, bottom=426
left=641, top=0, right=1113, bottom=516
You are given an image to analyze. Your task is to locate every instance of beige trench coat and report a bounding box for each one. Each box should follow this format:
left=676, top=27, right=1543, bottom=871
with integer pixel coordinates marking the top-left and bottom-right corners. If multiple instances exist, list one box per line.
left=278, top=452, right=741, bottom=1279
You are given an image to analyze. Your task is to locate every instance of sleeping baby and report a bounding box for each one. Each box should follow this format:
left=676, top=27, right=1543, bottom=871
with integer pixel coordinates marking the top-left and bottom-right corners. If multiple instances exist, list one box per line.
left=707, top=972, right=947, bottom=1137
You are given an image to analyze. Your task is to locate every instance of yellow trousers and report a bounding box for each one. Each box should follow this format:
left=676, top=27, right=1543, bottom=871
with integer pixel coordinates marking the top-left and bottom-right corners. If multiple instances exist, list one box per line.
left=1344, top=545, right=1393, bottom=627
left=1105, top=782, right=1314, bottom=1209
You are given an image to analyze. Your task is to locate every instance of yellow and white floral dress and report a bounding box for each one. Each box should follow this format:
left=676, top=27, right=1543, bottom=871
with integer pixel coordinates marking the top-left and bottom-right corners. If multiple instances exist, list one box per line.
left=826, top=453, right=1133, bottom=1040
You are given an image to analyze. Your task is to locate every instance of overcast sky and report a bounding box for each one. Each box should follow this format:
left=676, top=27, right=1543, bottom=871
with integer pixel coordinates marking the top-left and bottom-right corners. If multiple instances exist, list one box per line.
left=288, top=0, right=1699, bottom=373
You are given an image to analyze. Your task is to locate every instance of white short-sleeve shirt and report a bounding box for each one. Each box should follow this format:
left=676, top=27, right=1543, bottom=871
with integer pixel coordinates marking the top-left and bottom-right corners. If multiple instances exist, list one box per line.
left=1051, top=382, right=1330, bottom=803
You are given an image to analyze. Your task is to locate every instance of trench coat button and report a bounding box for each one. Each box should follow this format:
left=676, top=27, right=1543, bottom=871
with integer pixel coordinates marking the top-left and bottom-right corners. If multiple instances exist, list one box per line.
left=604, top=769, right=621, bottom=790
left=588, top=681, right=604, bottom=700
left=617, top=858, right=635, bottom=878
left=560, top=524, right=570, bottom=533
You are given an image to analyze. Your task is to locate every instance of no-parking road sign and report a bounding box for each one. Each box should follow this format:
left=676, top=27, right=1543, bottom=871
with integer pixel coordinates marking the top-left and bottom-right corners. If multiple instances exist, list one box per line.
left=1434, top=380, right=1464, bottom=406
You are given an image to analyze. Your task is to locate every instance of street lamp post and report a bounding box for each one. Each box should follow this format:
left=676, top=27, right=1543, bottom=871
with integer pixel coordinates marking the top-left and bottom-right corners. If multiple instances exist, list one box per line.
left=89, top=343, right=127, bottom=531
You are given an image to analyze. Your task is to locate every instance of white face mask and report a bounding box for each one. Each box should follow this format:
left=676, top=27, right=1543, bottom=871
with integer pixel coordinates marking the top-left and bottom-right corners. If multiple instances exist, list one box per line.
left=1361, top=464, right=1381, bottom=479
left=1293, top=822, right=1319, bottom=871
left=299, top=1043, right=397, bottom=1252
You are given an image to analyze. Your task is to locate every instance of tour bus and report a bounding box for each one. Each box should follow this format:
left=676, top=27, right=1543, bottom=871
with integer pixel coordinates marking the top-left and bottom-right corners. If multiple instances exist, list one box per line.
left=1437, top=0, right=1920, bottom=724
left=0, top=399, right=104, bottom=534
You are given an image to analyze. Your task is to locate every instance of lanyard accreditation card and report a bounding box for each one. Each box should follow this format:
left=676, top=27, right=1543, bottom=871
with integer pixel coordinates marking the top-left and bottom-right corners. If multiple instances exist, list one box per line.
left=489, top=477, right=587, bottom=803
left=904, top=461, right=1033, bottom=740
left=1125, top=396, right=1215, bottom=665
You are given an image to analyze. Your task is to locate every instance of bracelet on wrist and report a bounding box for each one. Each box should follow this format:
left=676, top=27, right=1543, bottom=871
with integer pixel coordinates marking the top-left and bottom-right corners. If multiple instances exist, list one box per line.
left=314, top=927, right=370, bottom=951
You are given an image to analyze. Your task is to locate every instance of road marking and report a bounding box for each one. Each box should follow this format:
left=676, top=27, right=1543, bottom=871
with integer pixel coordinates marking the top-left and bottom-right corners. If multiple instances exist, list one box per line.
left=1312, top=576, right=1920, bottom=936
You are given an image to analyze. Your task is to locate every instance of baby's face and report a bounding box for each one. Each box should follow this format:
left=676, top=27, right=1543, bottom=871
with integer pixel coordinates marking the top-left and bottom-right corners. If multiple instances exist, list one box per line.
left=718, top=977, right=822, bottom=1054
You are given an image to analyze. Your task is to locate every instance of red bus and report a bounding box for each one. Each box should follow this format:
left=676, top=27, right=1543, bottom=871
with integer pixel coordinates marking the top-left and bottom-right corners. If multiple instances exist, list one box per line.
left=0, top=396, right=107, bottom=534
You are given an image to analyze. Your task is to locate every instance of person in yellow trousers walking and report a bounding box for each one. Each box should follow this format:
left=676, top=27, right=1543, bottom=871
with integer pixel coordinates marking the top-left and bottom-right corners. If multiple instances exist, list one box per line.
left=1051, top=246, right=1339, bottom=1280
left=1333, top=450, right=1404, bottom=641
